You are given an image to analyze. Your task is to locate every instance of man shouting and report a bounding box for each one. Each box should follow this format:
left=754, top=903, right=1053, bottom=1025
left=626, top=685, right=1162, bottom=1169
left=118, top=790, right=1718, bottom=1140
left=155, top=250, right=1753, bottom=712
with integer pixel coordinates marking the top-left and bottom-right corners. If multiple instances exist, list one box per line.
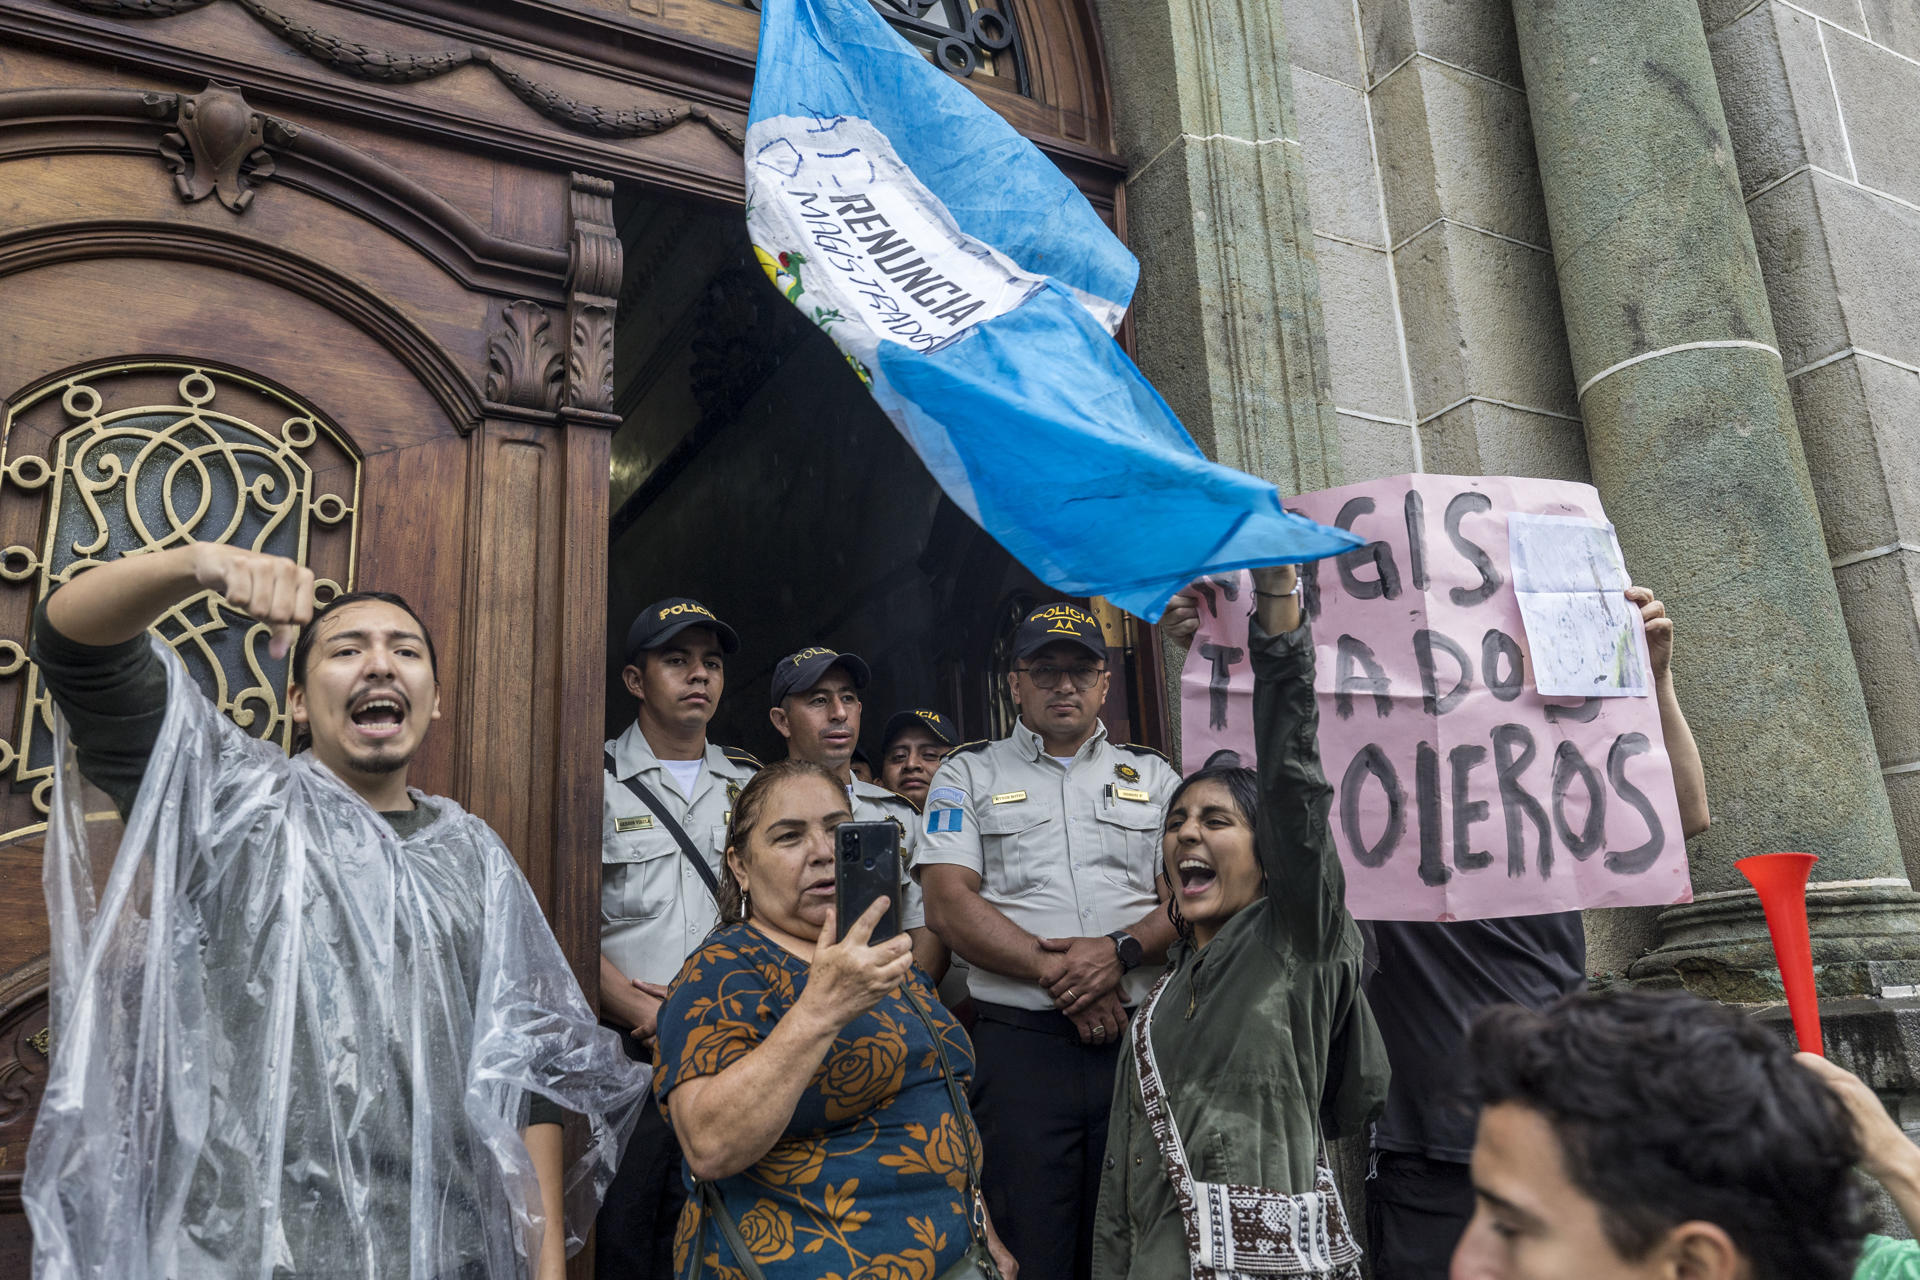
left=23, top=543, right=648, bottom=1280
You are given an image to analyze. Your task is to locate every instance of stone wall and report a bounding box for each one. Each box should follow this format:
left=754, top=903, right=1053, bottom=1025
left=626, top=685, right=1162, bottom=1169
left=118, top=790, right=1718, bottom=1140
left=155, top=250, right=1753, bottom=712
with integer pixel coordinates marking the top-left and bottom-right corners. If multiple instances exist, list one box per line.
left=1287, top=0, right=1590, bottom=486
left=1278, top=0, right=1667, bottom=975
left=1705, top=0, right=1920, bottom=888
left=1108, top=0, right=1920, bottom=981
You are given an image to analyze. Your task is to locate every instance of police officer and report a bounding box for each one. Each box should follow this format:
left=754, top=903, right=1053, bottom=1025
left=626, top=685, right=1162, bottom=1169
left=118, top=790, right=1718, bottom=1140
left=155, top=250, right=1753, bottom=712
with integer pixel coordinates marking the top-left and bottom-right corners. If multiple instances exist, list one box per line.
left=598, top=597, right=758, bottom=1280
left=917, top=603, right=1179, bottom=1280
left=769, top=646, right=948, bottom=982
left=878, top=708, right=972, bottom=1006
left=878, top=707, right=959, bottom=810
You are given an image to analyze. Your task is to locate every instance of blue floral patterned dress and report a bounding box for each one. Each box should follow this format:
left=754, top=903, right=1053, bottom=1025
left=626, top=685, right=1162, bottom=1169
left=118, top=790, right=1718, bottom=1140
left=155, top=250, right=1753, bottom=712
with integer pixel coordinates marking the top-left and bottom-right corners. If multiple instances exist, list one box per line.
left=655, top=923, right=980, bottom=1280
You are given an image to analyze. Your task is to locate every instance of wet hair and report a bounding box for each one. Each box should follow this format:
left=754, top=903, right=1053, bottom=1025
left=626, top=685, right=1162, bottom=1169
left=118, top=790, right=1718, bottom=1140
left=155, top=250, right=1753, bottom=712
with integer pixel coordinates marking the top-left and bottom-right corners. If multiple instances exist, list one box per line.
left=291, top=591, right=438, bottom=684
left=1161, top=765, right=1260, bottom=944
left=717, top=759, right=845, bottom=926
left=1465, top=989, right=1870, bottom=1280
left=288, top=591, right=438, bottom=754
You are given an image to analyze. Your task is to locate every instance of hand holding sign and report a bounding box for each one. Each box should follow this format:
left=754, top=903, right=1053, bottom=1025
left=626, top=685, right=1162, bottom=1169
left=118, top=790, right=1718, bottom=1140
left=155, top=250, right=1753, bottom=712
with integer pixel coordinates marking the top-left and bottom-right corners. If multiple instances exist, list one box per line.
left=1179, top=475, right=1692, bottom=922
left=1159, top=590, right=1203, bottom=648
left=1629, top=586, right=1672, bottom=678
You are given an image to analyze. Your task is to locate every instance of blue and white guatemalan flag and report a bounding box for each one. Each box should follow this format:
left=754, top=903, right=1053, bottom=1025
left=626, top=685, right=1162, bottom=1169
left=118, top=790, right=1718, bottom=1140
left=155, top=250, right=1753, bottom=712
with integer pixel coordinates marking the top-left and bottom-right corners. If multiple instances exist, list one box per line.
left=745, top=0, right=1364, bottom=620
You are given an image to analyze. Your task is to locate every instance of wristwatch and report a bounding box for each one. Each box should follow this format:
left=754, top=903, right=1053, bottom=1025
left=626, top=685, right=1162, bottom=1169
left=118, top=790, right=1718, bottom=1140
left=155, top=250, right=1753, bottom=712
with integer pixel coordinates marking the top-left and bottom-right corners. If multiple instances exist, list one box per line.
left=1108, top=929, right=1144, bottom=972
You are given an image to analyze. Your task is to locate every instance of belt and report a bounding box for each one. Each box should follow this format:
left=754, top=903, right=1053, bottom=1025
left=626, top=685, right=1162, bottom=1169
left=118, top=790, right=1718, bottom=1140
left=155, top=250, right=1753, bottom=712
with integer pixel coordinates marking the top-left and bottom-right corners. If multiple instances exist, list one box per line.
left=972, top=1000, right=1132, bottom=1040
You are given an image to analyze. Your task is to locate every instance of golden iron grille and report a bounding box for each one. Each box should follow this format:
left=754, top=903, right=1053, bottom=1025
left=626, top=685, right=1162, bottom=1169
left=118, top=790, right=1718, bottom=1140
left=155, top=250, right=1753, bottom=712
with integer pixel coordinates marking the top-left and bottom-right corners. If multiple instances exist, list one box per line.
left=0, top=363, right=360, bottom=828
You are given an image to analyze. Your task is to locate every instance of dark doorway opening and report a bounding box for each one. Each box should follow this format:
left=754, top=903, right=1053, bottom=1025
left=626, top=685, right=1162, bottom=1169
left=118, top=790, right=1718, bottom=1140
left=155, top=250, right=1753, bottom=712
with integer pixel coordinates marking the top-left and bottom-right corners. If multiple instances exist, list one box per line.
left=605, top=188, right=1164, bottom=765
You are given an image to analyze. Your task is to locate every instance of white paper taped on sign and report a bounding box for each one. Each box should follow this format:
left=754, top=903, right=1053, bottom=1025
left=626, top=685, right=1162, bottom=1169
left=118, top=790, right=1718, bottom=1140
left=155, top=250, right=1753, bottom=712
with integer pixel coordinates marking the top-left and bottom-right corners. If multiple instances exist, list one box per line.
left=1507, top=513, right=1649, bottom=699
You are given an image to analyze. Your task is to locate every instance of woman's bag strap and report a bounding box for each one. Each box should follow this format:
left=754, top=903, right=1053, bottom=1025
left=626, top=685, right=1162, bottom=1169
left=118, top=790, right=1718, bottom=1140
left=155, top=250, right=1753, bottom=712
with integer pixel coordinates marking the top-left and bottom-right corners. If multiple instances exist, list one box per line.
left=901, top=981, right=993, bottom=1253
left=1132, top=970, right=1209, bottom=1268
left=694, top=1180, right=771, bottom=1280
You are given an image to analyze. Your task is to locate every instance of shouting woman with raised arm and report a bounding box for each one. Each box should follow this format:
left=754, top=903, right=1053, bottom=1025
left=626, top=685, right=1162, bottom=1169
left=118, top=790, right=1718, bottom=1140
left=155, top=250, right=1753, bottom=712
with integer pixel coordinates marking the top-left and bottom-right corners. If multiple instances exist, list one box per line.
left=653, top=758, right=1015, bottom=1280
left=1092, top=564, right=1390, bottom=1280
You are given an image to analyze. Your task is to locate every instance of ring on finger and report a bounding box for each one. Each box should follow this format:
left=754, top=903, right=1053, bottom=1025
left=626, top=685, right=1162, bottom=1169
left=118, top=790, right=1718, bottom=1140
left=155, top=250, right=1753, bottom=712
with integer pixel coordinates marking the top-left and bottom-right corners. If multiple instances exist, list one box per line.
left=1062, top=989, right=1077, bottom=1006
left=1092, top=1024, right=1108, bottom=1039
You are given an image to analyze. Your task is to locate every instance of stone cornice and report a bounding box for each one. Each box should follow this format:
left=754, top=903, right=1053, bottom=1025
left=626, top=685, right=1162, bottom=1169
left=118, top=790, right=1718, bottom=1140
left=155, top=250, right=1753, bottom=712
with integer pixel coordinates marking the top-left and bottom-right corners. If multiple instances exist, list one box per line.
left=35, top=0, right=748, bottom=149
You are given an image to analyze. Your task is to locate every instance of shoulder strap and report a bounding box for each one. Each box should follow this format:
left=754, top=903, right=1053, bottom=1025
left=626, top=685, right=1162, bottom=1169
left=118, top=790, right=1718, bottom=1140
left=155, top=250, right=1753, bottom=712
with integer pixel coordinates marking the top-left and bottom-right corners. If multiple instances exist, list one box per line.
left=1132, top=970, right=1209, bottom=1275
left=606, top=750, right=721, bottom=901
left=901, top=981, right=993, bottom=1258
left=697, top=1181, right=770, bottom=1280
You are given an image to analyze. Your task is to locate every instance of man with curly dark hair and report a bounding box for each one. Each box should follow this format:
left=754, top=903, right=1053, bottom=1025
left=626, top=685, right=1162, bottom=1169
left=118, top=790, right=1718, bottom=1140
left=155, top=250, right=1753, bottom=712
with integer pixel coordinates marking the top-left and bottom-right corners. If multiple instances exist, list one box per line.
left=1451, top=988, right=1872, bottom=1280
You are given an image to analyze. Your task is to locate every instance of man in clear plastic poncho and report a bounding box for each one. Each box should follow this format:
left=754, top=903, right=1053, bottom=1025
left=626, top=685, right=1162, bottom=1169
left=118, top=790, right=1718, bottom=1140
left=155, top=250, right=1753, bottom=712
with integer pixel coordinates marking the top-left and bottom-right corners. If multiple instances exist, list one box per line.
left=22, top=543, right=651, bottom=1280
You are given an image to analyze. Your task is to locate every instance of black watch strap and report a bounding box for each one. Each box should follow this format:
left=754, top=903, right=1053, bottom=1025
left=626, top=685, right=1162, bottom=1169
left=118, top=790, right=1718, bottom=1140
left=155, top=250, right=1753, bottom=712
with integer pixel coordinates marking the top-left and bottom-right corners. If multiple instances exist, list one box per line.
left=1108, top=929, right=1143, bottom=972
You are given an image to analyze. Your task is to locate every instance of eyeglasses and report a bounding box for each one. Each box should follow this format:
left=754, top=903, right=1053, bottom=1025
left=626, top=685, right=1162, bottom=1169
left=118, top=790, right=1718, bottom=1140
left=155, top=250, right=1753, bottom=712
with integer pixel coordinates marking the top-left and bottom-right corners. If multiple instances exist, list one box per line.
left=1016, top=663, right=1106, bottom=691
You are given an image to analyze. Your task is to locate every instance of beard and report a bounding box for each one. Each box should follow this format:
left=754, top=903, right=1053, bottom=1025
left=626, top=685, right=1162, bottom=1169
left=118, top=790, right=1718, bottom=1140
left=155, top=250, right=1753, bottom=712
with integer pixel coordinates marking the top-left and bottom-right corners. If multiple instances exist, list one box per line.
left=337, top=740, right=413, bottom=775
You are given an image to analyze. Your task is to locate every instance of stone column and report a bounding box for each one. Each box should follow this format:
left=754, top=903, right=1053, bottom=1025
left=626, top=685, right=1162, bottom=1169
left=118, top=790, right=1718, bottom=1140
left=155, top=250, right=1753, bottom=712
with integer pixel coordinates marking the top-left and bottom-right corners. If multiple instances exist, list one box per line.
left=1093, top=0, right=1344, bottom=495
left=1510, top=0, right=1920, bottom=996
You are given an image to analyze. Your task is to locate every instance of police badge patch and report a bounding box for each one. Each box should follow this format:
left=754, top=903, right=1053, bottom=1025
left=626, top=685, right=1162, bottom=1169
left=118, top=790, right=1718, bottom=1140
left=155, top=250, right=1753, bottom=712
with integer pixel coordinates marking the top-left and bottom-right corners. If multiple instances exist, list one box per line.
left=1115, top=763, right=1140, bottom=783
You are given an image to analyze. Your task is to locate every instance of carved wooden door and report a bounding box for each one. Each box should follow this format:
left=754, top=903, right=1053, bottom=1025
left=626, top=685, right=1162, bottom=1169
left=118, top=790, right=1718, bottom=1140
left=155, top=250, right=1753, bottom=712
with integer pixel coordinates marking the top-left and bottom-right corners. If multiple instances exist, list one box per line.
left=0, top=81, right=617, bottom=1262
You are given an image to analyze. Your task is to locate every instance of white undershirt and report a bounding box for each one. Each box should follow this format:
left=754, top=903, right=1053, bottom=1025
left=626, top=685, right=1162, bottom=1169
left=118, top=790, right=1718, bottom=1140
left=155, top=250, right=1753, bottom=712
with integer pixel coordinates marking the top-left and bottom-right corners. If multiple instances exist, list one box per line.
left=1049, top=755, right=1077, bottom=769
left=660, top=757, right=704, bottom=800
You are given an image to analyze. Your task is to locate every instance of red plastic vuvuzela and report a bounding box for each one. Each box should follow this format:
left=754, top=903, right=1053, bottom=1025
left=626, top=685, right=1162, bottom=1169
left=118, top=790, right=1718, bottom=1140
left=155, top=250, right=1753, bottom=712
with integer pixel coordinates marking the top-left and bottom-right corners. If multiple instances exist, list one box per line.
left=1736, top=852, right=1823, bottom=1056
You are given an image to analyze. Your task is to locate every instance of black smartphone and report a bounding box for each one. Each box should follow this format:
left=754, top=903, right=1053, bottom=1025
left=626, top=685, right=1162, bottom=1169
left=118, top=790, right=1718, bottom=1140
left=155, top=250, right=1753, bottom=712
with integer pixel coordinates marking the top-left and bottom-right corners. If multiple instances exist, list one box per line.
left=833, top=821, right=902, bottom=945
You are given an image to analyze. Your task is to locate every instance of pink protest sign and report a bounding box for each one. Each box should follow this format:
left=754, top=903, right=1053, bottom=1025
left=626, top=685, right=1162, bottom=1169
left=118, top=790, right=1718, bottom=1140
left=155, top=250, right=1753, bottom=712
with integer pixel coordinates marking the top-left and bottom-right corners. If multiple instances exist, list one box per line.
left=1179, top=474, right=1692, bottom=921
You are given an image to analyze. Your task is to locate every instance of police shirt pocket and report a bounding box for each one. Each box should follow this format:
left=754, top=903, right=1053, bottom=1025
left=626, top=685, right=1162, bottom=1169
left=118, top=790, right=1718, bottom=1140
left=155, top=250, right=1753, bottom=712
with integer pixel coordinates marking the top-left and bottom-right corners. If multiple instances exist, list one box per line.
left=602, top=832, right=680, bottom=923
left=977, top=806, right=1053, bottom=899
left=1094, top=800, right=1162, bottom=895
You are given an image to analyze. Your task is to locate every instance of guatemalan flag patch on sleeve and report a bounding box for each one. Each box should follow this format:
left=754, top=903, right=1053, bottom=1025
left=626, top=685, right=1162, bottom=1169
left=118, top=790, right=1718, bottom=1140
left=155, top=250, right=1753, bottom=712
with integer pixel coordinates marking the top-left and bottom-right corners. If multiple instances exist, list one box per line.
left=926, top=785, right=966, bottom=833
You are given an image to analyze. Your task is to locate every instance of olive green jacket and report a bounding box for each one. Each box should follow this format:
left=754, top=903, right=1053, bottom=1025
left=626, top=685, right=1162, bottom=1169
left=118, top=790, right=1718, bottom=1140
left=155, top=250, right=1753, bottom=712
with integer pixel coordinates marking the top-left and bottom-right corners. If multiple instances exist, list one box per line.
left=1092, top=617, right=1391, bottom=1280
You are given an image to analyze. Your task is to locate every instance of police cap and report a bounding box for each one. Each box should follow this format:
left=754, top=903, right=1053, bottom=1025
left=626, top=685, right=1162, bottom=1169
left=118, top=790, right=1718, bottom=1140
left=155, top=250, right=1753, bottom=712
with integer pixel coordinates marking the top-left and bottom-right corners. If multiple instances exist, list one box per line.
left=1012, top=602, right=1107, bottom=661
left=880, top=708, right=959, bottom=753
left=771, top=647, right=872, bottom=706
left=625, top=597, right=740, bottom=663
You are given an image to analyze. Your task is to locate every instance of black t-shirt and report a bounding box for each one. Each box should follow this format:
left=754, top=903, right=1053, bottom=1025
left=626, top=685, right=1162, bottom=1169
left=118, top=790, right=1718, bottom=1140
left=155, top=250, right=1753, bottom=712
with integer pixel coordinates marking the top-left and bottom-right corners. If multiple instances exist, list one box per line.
left=1364, top=914, right=1586, bottom=1161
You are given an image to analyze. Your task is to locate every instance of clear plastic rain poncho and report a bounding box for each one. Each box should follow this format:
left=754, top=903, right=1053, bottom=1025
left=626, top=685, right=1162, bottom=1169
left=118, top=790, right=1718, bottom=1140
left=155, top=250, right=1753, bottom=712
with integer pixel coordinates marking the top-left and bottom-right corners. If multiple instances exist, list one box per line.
left=24, top=640, right=651, bottom=1279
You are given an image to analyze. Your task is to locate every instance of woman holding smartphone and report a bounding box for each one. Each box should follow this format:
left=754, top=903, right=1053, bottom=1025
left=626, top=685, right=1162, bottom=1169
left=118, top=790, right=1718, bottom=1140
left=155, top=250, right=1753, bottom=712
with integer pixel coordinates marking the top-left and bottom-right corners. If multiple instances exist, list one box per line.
left=653, top=759, right=1016, bottom=1280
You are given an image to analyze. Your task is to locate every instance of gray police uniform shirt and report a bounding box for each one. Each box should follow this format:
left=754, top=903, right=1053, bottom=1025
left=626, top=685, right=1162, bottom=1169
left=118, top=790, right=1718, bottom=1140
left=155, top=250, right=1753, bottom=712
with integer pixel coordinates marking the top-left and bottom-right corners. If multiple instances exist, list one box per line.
left=850, top=776, right=928, bottom=931
left=915, top=720, right=1178, bottom=1010
left=602, top=722, right=758, bottom=984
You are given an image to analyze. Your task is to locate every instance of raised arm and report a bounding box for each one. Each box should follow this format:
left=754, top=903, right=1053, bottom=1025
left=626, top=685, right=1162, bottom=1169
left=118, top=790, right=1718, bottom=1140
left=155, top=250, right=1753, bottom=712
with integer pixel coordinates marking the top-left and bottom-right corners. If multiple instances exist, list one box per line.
left=1799, top=1053, right=1920, bottom=1238
left=47, top=542, right=314, bottom=656
left=1628, top=587, right=1710, bottom=838
left=1247, top=564, right=1346, bottom=954
left=33, top=544, right=313, bottom=816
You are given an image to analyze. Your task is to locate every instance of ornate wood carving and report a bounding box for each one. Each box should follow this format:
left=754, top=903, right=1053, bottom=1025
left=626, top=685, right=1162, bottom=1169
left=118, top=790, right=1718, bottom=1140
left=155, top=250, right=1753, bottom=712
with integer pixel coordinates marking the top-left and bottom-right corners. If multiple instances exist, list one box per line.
left=38, top=0, right=747, bottom=152
left=0, top=956, right=50, bottom=1211
left=0, top=87, right=570, bottom=302
left=564, top=174, right=619, bottom=417
left=154, top=81, right=297, bottom=213
left=60, top=0, right=211, bottom=13
left=234, top=0, right=473, bottom=82
left=485, top=300, right=563, bottom=411
left=0, top=221, right=486, bottom=434
left=485, top=57, right=742, bottom=148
